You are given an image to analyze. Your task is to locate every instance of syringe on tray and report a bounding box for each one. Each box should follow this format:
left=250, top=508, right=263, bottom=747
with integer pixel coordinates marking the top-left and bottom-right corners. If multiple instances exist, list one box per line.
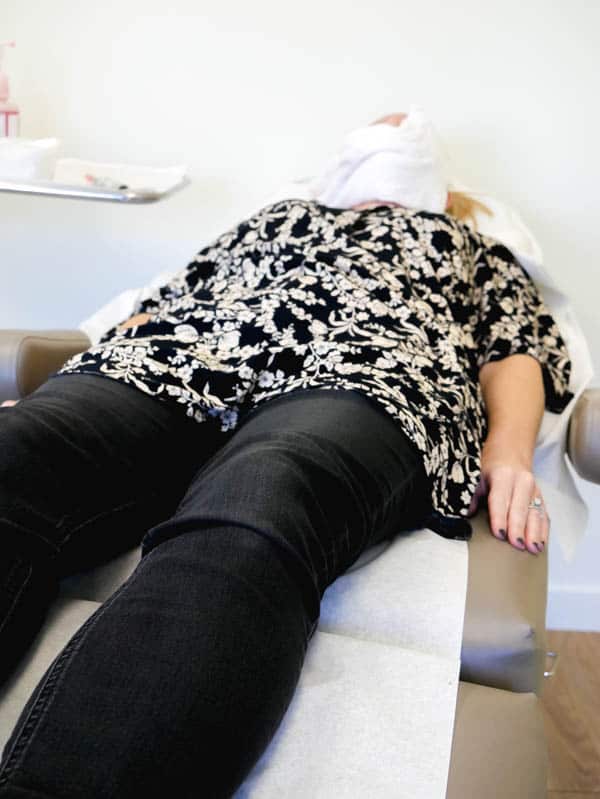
left=84, top=173, right=129, bottom=191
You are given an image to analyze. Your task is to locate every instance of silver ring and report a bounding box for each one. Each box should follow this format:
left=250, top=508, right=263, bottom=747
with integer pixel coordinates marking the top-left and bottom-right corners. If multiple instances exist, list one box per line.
left=528, top=496, right=544, bottom=514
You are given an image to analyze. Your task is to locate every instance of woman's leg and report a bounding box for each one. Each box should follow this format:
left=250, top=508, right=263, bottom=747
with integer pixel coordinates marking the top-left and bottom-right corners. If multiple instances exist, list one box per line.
left=0, top=387, right=432, bottom=799
left=0, top=373, right=227, bottom=689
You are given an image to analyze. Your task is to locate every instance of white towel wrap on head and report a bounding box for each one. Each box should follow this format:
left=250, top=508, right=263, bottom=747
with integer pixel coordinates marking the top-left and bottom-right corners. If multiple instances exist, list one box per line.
left=310, top=105, right=449, bottom=213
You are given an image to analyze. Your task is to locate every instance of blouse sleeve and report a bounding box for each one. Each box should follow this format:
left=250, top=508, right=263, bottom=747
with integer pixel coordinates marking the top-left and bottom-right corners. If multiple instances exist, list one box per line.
left=471, top=237, right=575, bottom=414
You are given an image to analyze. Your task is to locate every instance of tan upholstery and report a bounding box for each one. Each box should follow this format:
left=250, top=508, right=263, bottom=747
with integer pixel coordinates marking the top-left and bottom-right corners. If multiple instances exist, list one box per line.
left=446, top=681, right=548, bottom=799
left=461, top=512, right=548, bottom=694
left=568, top=387, right=600, bottom=482
left=0, top=329, right=91, bottom=400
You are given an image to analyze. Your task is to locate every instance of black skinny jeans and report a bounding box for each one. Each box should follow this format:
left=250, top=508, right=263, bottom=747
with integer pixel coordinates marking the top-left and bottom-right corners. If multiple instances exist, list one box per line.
left=0, top=374, right=432, bottom=798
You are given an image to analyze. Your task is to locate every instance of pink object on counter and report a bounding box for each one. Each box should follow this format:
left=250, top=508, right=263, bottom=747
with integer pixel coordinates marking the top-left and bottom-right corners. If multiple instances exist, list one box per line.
left=0, top=40, right=20, bottom=137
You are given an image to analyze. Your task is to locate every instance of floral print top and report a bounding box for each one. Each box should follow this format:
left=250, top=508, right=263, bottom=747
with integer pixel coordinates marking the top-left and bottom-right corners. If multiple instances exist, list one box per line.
left=55, top=199, right=574, bottom=540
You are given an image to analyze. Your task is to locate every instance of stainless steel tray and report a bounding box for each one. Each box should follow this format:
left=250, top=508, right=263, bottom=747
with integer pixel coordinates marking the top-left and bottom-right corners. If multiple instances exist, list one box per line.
left=0, top=175, right=190, bottom=203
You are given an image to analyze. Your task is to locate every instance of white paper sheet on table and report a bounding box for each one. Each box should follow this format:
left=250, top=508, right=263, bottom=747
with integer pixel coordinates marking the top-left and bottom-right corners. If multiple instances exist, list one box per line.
left=235, top=632, right=461, bottom=799
left=234, top=529, right=468, bottom=798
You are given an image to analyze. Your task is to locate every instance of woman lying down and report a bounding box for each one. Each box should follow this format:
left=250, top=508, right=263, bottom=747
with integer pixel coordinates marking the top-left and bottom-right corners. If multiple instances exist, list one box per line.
left=0, top=106, right=573, bottom=798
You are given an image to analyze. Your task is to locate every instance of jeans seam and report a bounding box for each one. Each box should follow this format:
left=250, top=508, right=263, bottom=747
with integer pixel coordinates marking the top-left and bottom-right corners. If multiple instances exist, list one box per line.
left=0, top=517, right=58, bottom=557
left=0, top=562, right=33, bottom=639
left=58, top=498, right=143, bottom=548
left=0, top=544, right=162, bottom=789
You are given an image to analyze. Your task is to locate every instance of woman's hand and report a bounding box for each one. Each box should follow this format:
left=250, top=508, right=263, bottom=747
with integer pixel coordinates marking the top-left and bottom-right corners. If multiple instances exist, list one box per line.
left=467, top=439, right=549, bottom=555
left=474, top=356, right=548, bottom=555
left=117, top=312, right=153, bottom=331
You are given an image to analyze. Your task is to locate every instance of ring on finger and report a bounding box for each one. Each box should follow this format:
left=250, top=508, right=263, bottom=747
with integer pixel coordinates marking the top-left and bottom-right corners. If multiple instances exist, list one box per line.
left=528, top=496, right=545, bottom=516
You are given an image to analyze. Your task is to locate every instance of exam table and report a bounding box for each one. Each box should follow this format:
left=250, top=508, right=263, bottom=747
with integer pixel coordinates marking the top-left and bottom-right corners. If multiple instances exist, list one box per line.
left=1, top=328, right=599, bottom=797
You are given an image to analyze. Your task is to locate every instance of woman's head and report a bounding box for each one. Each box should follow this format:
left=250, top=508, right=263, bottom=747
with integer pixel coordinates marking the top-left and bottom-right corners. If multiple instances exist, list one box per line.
left=349, top=111, right=444, bottom=211
left=312, top=106, right=449, bottom=215
left=355, top=110, right=492, bottom=227
left=312, top=106, right=492, bottom=227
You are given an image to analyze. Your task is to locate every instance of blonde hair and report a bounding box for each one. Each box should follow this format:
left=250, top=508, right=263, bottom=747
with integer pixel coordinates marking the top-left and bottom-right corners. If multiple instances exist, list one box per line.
left=445, top=191, right=493, bottom=229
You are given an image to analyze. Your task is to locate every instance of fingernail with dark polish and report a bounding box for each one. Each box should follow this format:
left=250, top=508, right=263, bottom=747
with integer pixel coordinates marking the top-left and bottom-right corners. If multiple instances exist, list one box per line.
left=533, top=542, right=541, bottom=551
left=517, top=537, right=526, bottom=548
left=498, top=529, right=507, bottom=540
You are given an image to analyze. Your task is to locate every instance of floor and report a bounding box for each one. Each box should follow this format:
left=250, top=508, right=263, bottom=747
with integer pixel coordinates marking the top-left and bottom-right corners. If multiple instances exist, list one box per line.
left=542, top=630, right=600, bottom=797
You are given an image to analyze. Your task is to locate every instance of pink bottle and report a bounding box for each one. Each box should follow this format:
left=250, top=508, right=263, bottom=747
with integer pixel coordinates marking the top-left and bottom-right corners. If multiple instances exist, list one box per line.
left=0, top=41, right=20, bottom=137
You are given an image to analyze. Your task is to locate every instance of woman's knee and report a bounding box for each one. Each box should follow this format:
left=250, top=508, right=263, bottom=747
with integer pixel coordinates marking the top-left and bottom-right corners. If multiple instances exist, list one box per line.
left=138, top=524, right=318, bottom=642
left=140, top=425, right=371, bottom=609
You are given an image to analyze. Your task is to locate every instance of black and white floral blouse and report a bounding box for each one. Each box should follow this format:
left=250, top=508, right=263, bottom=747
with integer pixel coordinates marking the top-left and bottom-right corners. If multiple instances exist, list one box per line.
left=55, top=199, right=574, bottom=540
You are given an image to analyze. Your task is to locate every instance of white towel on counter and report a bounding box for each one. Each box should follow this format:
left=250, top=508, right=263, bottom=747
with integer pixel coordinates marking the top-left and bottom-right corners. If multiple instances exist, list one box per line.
left=0, top=138, right=60, bottom=180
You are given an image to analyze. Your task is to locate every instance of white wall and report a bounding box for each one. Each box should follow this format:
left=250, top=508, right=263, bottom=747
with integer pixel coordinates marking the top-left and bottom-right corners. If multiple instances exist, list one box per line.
left=1, top=0, right=599, bottom=630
